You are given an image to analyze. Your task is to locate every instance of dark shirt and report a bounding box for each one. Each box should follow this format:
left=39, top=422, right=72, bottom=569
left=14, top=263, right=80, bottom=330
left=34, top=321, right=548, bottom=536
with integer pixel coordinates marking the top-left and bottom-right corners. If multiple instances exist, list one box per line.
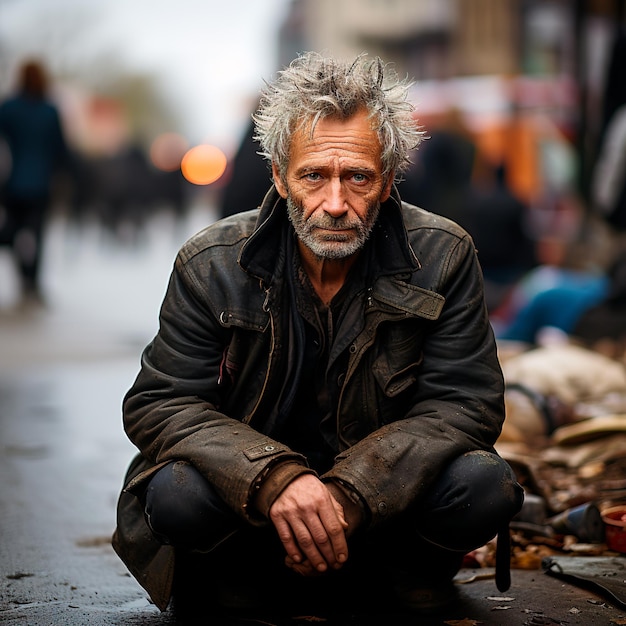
left=281, top=244, right=370, bottom=474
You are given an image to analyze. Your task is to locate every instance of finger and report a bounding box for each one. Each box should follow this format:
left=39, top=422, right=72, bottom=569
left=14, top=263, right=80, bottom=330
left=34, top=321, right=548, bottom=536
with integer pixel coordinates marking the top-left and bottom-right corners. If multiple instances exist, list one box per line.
left=286, top=505, right=349, bottom=571
left=285, top=556, right=318, bottom=576
left=331, top=498, right=349, bottom=529
left=271, top=505, right=332, bottom=571
left=272, top=516, right=305, bottom=565
left=269, top=475, right=349, bottom=570
left=315, top=507, right=349, bottom=568
left=289, top=517, right=330, bottom=572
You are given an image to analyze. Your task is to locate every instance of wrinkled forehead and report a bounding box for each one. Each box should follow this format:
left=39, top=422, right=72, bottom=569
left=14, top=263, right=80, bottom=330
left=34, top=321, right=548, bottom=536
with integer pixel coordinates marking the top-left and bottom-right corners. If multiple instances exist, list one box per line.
left=290, top=109, right=382, bottom=160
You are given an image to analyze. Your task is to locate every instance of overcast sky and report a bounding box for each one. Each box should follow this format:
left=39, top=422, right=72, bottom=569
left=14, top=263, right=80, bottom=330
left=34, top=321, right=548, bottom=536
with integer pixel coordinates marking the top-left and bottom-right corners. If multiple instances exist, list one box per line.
left=0, top=0, right=293, bottom=149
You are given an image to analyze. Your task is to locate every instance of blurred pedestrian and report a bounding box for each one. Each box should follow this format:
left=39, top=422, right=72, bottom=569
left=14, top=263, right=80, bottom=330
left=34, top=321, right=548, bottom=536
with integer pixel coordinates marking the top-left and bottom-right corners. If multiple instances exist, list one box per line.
left=398, top=107, right=476, bottom=221
left=572, top=248, right=626, bottom=359
left=458, top=158, right=538, bottom=312
left=0, top=59, right=70, bottom=304
left=397, top=106, right=475, bottom=224
left=492, top=238, right=609, bottom=346
left=113, top=52, right=523, bottom=619
left=218, top=115, right=272, bottom=218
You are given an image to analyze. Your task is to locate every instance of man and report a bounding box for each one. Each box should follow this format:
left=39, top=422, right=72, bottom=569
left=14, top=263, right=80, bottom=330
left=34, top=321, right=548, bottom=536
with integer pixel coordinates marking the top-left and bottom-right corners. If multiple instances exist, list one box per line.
left=113, top=52, right=523, bottom=618
left=0, top=60, right=70, bottom=304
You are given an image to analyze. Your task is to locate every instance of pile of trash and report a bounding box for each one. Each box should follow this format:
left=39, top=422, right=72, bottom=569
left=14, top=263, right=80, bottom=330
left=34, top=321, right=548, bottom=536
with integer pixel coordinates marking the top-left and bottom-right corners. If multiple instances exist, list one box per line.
left=475, top=342, right=626, bottom=571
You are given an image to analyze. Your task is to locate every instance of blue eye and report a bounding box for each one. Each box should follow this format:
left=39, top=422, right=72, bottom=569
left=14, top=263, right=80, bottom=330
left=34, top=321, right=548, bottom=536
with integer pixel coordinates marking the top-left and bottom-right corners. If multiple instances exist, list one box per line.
left=352, top=173, right=368, bottom=183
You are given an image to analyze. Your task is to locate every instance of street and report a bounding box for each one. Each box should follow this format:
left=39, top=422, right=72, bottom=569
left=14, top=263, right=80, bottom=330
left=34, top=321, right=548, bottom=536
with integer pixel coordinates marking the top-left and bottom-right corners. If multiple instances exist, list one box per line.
left=0, top=207, right=203, bottom=625
left=1, top=206, right=624, bottom=625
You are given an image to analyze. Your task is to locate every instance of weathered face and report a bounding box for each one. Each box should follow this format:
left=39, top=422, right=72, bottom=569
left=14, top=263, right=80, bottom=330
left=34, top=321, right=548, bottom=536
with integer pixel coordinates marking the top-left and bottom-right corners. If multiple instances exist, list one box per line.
left=273, top=109, right=394, bottom=259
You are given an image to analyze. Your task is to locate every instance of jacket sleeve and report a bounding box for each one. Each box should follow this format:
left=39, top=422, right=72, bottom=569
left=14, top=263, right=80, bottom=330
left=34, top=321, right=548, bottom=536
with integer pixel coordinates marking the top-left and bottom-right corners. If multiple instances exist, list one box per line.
left=323, top=232, right=505, bottom=527
left=122, top=253, right=308, bottom=524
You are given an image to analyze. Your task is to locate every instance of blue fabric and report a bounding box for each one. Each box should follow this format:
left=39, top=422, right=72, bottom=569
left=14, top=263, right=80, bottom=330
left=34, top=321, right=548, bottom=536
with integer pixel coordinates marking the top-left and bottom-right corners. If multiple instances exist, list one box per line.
left=498, top=276, right=609, bottom=344
left=0, top=94, right=68, bottom=197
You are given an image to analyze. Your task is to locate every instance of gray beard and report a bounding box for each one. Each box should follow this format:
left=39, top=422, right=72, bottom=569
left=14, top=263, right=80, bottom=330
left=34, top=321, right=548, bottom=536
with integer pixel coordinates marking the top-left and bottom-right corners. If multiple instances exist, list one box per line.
left=286, top=194, right=380, bottom=259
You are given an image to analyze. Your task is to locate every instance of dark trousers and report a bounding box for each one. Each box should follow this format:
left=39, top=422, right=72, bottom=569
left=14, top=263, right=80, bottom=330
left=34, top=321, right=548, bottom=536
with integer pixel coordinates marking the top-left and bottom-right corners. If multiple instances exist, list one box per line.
left=2, top=193, right=48, bottom=294
left=144, top=450, right=522, bottom=603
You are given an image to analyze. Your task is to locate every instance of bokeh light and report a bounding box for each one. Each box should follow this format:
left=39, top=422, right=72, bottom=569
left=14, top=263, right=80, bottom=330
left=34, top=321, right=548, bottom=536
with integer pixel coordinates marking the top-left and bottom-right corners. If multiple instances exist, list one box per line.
left=149, top=132, right=189, bottom=171
left=180, top=144, right=227, bottom=185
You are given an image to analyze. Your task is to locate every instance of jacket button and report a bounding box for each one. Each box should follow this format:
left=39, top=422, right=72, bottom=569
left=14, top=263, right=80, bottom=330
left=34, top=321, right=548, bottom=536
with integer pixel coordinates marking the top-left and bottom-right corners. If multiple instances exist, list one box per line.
left=264, top=445, right=275, bottom=452
left=377, top=502, right=388, bottom=516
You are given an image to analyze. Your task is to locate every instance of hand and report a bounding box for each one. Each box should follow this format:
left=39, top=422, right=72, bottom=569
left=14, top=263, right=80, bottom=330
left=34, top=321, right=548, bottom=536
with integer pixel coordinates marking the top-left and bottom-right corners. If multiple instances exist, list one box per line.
left=269, top=474, right=349, bottom=575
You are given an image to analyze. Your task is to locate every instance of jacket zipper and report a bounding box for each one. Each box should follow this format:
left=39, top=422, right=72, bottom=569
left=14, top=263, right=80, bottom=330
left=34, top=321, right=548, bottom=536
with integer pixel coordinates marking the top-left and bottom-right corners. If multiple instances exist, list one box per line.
left=242, top=285, right=274, bottom=425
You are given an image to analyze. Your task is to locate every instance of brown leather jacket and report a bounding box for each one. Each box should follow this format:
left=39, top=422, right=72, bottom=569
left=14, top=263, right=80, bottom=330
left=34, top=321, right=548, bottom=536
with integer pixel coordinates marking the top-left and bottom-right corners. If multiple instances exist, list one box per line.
left=112, top=186, right=505, bottom=610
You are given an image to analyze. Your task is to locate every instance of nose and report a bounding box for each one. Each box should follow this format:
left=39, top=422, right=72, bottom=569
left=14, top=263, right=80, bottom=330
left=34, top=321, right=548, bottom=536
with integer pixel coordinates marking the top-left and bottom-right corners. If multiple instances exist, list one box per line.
left=323, top=178, right=348, bottom=217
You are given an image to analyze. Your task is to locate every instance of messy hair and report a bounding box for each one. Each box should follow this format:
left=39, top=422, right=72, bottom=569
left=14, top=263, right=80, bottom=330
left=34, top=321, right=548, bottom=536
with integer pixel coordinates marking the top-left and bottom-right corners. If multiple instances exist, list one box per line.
left=253, top=51, right=423, bottom=183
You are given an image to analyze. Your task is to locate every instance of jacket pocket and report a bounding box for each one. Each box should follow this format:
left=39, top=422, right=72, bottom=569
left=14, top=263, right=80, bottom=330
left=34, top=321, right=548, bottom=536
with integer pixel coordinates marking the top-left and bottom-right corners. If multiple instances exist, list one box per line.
left=373, top=279, right=445, bottom=319
left=371, top=323, right=424, bottom=398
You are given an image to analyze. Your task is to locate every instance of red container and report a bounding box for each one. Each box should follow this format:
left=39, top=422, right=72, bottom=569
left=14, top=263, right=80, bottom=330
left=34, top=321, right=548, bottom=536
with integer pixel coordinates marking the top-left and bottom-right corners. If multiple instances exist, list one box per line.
left=602, top=506, right=626, bottom=553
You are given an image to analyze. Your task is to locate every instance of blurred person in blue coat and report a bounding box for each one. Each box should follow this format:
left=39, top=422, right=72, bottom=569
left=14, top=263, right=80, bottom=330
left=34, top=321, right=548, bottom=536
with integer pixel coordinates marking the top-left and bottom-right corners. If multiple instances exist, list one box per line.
left=0, top=60, right=70, bottom=304
left=493, top=238, right=609, bottom=345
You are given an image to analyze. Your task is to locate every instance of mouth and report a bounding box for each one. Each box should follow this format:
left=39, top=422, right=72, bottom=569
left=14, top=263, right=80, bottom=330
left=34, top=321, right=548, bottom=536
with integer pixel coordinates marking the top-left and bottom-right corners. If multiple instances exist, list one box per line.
left=315, top=228, right=354, bottom=241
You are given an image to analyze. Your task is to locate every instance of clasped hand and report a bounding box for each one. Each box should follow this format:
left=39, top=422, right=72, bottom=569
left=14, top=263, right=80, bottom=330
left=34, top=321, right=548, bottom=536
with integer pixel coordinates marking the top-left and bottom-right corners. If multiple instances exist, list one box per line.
left=269, top=473, right=349, bottom=575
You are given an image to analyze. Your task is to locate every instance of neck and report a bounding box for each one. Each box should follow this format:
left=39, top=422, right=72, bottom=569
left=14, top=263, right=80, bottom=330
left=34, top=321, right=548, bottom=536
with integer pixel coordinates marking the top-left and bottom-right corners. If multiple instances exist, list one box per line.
left=297, top=241, right=359, bottom=305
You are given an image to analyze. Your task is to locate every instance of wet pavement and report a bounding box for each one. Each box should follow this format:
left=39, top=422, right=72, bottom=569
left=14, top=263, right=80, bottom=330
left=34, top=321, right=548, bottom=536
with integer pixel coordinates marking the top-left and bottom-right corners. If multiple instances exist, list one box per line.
left=1, top=209, right=625, bottom=625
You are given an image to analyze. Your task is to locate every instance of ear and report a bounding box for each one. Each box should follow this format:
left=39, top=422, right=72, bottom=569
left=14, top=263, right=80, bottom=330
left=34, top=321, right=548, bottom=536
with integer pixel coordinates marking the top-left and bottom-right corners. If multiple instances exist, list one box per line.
left=380, top=172, right=395, bottom=202
left=272, top=162, right=288, bottom=198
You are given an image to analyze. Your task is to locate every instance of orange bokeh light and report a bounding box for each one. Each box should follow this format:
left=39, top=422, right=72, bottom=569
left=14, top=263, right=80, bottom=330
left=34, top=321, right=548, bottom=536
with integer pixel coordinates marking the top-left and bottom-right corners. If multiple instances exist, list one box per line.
left=150, top=132, right=189, bottom=171
left=181, top=144, right=227, bottom=185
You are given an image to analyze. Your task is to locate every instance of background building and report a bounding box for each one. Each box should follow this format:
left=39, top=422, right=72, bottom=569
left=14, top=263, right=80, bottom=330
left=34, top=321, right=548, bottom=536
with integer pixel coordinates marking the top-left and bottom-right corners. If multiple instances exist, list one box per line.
left=277, top=0, right=626, bottom=201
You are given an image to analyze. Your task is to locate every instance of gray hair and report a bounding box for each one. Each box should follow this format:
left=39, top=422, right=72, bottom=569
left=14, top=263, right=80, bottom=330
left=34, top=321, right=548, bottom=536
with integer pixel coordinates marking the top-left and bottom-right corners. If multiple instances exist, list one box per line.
left=253, top=51, right=423, bottom=183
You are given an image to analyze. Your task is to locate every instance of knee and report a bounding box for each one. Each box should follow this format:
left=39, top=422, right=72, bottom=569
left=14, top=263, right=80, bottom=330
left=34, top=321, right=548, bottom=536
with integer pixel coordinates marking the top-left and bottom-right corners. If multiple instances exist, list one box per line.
left=443, top=450, right=523, bottom=514
left=417, top=451, right=523, bottom=550
left=144, top=461, right=235, bottom=548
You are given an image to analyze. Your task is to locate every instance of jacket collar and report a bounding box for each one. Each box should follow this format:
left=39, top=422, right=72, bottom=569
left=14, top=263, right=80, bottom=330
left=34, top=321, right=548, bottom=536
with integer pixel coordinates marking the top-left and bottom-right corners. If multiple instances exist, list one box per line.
left=238, top=184, right=420, bottom=285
